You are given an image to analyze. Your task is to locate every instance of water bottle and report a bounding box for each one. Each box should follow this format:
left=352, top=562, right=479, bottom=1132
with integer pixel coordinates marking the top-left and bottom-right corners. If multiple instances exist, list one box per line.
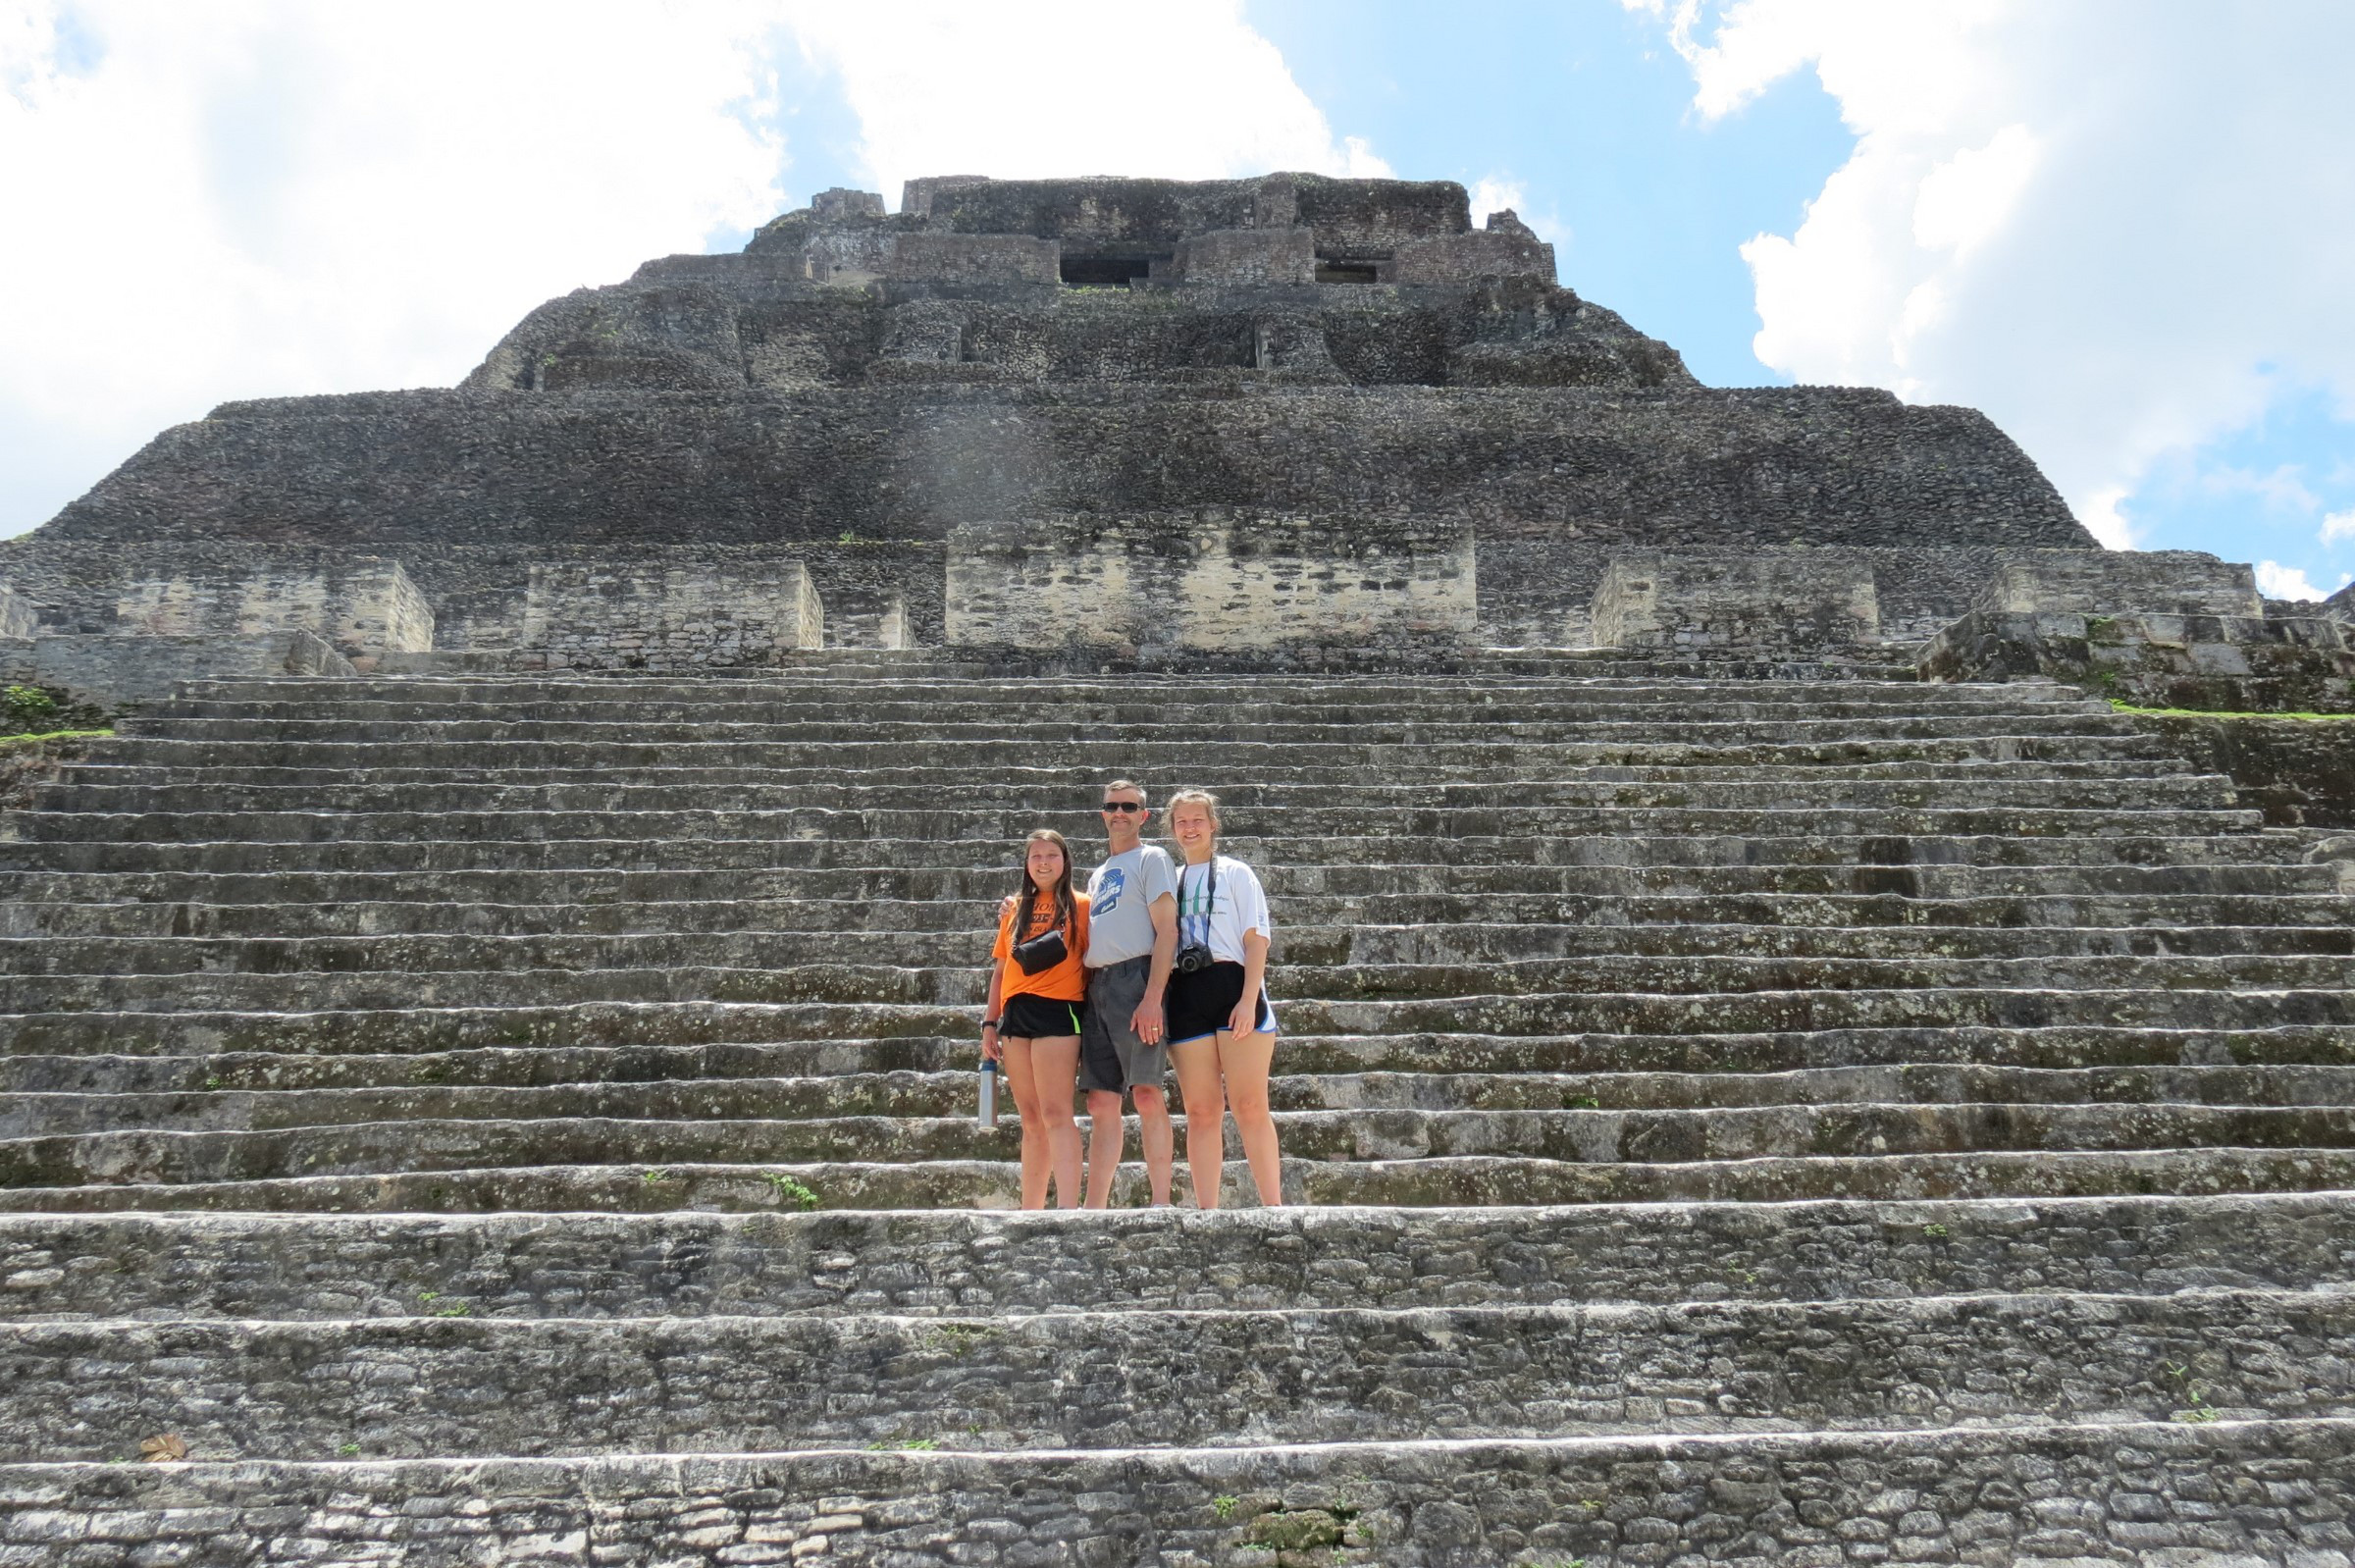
left=977, top=1058, right=999, bottom=1128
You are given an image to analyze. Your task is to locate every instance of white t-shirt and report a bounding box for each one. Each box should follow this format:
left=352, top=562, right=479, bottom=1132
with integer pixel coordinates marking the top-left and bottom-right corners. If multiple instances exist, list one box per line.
left=1173, top=855, right=1272, bottom=967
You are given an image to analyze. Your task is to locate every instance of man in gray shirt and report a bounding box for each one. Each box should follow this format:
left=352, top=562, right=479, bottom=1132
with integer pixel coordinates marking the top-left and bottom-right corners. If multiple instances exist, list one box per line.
left=1079, top=778, right=1179, bottom=1207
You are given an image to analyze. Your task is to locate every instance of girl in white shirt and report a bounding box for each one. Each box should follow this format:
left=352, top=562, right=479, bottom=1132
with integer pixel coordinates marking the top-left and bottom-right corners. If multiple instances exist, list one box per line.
left=1163, top=789, right=1282, bottom=1207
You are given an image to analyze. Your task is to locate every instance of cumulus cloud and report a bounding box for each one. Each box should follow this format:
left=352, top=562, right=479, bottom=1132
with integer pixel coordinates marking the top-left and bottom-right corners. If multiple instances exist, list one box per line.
left=2255, top=561, right=2331, bottom=603
left=1, top=0, right=1381, bottom=535
left=782, top=2, right=1386, bottom=203
left=2323, top=510, right=2355, bottom=546
left=1467, top=177, right=1527, bottom=227
left=1631, top=0, right=2355, bottom=551
left=0, top=0, right=790, bottom=535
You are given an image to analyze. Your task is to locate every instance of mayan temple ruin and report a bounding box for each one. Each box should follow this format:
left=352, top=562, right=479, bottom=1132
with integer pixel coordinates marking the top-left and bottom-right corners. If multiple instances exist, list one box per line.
left=3, top=171, right=2355, bottom=1560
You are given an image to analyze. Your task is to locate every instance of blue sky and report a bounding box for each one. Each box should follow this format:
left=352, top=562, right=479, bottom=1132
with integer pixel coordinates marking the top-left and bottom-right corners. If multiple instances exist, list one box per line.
left=5, top=0, right=2352, bottom=600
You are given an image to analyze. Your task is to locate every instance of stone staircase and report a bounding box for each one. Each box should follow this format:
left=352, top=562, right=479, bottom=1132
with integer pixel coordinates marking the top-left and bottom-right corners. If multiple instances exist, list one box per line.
left=4, top=659, right=2354, bottom=1563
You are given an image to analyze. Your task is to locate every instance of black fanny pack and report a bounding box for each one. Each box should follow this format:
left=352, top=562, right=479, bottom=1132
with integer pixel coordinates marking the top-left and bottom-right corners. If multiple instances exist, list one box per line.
left=1011, top=925, right=1070, bottom=976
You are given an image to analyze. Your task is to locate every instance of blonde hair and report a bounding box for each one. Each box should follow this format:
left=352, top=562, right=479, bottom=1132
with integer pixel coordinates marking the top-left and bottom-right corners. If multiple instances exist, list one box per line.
left=1102, top=778, right=1147, bottom=805
left=1165, top=788, right=1221, bottom=847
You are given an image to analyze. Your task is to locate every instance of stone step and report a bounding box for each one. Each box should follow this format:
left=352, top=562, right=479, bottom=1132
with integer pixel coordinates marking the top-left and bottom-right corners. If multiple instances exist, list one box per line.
left=8, top=1100, right=2355, bottom=1190
left=166, top=670, right=1999, bottom=698
left=30, top=772, right=2242, bottom=814
left=6, top=1192, right=2348, bottom=1323
left=3, top=1288, right=2347, bottom=1461
left=163, top=672, right=2054, bottom=703
left=8, top=1145, right=2352, bottom=1215
left=12, top=1064, right=2355, bottom=1141
left=8, top=888, right=2348, bottom=939
left=0, top=829, right=2292, bottom=880
left=2, top=921, right=2340, bottom=981
left=8, top=985, right=2344, bottom=1056
left=53, top=755, right=2211, bottom=792
left=0, top=857, right=2335, bottom=909
left=10, top=1023, right=2350, bottom=1096
left=0, top=951, right=2341, bottom=1015
left=0, top=1419, right=2344, bottom=1564
left=109, top=713, right=2169, bottom=747
left=72, top=732, right=2196, bottom=771
left=142, top=691, right=2104, bottom=724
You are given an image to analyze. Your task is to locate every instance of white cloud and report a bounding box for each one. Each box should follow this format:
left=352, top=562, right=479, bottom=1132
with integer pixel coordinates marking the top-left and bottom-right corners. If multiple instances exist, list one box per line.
left=1, top=0, right=1382, bottom=536
left=2255, top=560, right=2329, bottom=602
left=1468, top=177, right=1527, bottom=227
left=1634, top=0, right=2355, bottom=552
left=0, top=0, right=788, bottom=535
left=2324, top=510, right=2355, bottom=546
left=782, top=1, right=1385, bottom=204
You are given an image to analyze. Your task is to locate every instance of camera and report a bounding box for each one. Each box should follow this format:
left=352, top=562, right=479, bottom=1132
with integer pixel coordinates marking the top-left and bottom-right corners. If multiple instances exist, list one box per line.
left=1173, top=941, right=1215, bottom=974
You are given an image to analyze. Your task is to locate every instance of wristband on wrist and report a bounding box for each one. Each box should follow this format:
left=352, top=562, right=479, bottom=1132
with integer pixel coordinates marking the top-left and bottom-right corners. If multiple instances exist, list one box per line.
left=981, top=1019, right=1000, bottom=1030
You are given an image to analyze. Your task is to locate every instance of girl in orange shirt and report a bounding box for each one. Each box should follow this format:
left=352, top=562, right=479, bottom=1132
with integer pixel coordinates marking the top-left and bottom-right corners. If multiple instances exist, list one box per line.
left=980, top=828, right=1091, bottom=1209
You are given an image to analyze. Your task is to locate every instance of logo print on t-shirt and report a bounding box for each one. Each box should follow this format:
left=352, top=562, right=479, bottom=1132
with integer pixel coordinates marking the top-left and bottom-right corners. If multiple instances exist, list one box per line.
left=1094, top=865, right=1125, bottom=918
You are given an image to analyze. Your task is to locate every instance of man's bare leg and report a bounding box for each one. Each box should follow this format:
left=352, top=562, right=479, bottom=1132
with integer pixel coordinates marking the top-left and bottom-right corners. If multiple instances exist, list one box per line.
left=1132, top=1084, right=1175, bottom=1205
left=1083, top=1088, right=1125, bottom=1208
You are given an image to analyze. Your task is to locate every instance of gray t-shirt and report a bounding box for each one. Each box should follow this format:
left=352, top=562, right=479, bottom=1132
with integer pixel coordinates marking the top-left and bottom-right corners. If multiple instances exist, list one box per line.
left=1084, top=844, right=1178, bottom=967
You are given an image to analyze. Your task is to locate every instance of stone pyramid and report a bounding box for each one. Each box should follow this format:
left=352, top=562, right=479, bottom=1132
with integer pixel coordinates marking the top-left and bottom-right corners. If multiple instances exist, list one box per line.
left=1, top=176, right=2351, bottom=1562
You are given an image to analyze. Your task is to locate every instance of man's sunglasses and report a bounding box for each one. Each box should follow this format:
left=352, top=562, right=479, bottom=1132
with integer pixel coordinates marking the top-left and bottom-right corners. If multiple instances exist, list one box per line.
left=1100, top=802, right=1146, bottom=814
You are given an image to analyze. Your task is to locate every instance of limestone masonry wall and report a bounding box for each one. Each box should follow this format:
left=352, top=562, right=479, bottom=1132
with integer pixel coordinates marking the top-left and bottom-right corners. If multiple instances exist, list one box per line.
left=4, top=1423, right=2349, bottom=1566
left=28, top=385, right=2087, bottom=556
left=505, top=558, right=822, bottom=669
left=1591, top=550, right=1880, bottom=650
left=946, top=513, right=1476, bottom=649
left=1977, top=550, right=2262, bottom=618
left=0, top=585, right=33, bottom=642
left=111, top=555, right=432, bottom=667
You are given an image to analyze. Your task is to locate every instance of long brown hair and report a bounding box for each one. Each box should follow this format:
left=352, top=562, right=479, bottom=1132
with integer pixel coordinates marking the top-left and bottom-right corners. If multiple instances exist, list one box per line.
left=1013, top=828, right=1077, bottom=938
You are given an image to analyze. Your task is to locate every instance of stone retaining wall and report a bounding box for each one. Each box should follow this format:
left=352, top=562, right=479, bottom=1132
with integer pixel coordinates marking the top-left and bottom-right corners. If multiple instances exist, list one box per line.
left=0, top=630, right=351, bottom=708
left=1918, top=609, right=2355, bottom=711
left=111, top=555, right=433, bottom=667
left=1591, top=551, right=1879, bottom=650
left=26, top=385, right=2087, bottom=557
left=505, top=557, right=822, bottom=669
left=1976, top=550, right=2261, bottom=618
left=946, top=513, right=1476, bottom=649
left=2132, top=711, right=2355, bottom=826
left=3, top=1422, right=2348, bottom=1566
left=3, top=1195, right=2345, bottom=1323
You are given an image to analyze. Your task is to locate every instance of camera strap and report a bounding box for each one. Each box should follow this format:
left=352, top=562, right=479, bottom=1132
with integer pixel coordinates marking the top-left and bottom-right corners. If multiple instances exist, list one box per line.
left=1178, top=855, right=1218, bottom=946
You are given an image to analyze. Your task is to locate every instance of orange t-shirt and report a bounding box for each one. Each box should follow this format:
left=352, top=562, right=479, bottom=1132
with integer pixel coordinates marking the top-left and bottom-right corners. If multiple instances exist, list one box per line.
left=993, top=891, right=1091, bottom=1003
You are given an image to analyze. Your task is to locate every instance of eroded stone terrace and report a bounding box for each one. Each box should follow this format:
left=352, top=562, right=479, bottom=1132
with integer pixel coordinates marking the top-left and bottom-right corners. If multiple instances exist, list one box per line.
left=2, top=653, right=2353, bottom=1563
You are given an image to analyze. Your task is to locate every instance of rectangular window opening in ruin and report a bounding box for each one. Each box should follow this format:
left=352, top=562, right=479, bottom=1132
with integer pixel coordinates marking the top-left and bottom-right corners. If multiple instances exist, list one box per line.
left=1061, top=255, right=1154, bottom=287
left=1316, top=262, right=1380, bottom=285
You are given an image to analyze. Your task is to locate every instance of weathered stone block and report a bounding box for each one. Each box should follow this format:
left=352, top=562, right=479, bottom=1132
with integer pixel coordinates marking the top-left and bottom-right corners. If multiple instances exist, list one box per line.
left=1590, top=551, right=1880, bottom=650
left=1170, top=229, right=1315, bottom=287
left=1383, top=227, right=1554, bottom=285
left=111, top=556, right=433, bottom=668
left=810, top=188, right=884, bottom=221
left=945, top=513, right=1475, bottom=650
left=514, top=558, right=822, bottom=670
left=1974, top=550, right=2261, bottom=618
left=10, top=630, right=352, bottom=708
left=1919, top=607, right=2355, bottom=711
left=886, top=234, right=1058, bottom=287
left=0, top=586, right=35, bottom=642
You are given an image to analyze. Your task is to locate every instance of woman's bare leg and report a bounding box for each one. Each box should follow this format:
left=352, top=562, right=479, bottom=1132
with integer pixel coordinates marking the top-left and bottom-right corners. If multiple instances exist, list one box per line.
left=1026, top=1035, right=1085, bottom=1208
left=999, top=1037, right=1052, bottom=1210
left=1170, top=1035, right=1227, bottom=1209
left=1217, top=1029, right=1282, bottom=1205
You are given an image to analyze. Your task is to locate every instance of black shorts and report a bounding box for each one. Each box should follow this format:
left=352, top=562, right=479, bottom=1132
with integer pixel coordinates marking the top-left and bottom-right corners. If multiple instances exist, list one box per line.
left=1001, top=992, right=1086, bottom=1040
left=1165, top=961, right=1273, bottom=1044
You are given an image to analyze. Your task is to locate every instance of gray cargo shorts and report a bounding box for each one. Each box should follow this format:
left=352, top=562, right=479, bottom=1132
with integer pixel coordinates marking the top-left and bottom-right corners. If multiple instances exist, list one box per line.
left=1078, top=955, right=1167, bottom=1095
